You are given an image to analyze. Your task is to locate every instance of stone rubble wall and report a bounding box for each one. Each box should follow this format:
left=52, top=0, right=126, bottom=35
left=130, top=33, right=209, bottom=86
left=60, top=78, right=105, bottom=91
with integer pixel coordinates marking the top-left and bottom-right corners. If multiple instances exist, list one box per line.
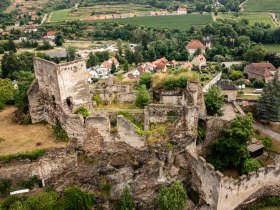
left=0, top=147, right=77, bottom=181
left=188, top=151, right=280, bottom=210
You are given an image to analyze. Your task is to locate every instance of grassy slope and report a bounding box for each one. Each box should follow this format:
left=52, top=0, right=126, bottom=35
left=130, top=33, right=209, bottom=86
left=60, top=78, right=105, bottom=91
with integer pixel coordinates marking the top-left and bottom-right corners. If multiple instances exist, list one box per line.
left=243, top=0, right=280, bottom=12
left=93, top=14, right=213, bottom=30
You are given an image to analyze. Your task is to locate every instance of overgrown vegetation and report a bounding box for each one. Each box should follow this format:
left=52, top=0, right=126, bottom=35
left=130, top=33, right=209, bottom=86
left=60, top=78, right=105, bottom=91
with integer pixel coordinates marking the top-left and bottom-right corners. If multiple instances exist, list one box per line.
left=116, top=186, right=135, bottom=210
left=74, top=105, right=90, bottom=118
left=52, top=124, right=69, bottom=141
left=0, top=179, right=11, bottom=196
left=0, top=187, right=95, bottom=210
left=136, top=84, right=150, bottom=108
left=204, top=85, right=224, bottom=116
left=207, top=113, right=260, bottom=174
left=0, top=149, right=46, bottom=163
left=247, top=196, right=280, bottom=210
left=157, top=181, right=188, bottom=210
left=117, top=111, right=144, bottom=130
left=0, top=78, right=15, bottom=110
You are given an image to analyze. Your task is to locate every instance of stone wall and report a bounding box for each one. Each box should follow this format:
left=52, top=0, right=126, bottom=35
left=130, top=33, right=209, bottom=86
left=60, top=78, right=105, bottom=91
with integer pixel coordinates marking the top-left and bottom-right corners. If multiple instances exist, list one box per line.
left=0, top=147, right=77, bottom=181
left=188, top=151, right=280, bottom=210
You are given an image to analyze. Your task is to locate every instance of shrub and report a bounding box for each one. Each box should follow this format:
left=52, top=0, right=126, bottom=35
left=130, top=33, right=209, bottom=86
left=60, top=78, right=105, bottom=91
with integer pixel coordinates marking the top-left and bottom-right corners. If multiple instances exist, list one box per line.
left=52, top=124, right=69, bottom=141
left=117, top=111, right=144, bottom=130
left=241, top=159, right=262, bottom=175
left=116, top=186, right=135, bottom=210
left=74, top=105, right=90, bottom=118
left=157, top=181, right=188, bottom=210
left=253, top=80, right=265, bottom=88
left=139, top=73, right=152, bottom=89
left=20, top=176, right=41, bottom=189
left=261, top=137, right=272, bottom=149
left=92, top=94, right=101, bottom=106
left=0, top=179, right=11, bottom=196
left=63, top=187, right=95, bottom=210
left=0, top=149, right=45, bottom=163
left=136, top=84, right=150, bottom=108
left=204, top=85, right=224, bottom=116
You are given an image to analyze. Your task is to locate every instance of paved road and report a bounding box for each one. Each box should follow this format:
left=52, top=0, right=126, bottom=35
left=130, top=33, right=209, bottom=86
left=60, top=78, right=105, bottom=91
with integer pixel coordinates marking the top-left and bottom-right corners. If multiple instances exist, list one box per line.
left=253, top=123, right=280, bottom=142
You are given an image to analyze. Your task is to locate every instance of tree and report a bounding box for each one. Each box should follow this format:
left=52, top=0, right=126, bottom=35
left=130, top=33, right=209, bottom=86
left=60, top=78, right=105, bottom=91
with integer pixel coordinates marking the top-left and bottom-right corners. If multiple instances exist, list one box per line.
left=14, top=71, right=35, bottom=112
left=139, top=73, right=152, bottom=89
left=6, top=39, right=17, bottom=52
left=0, top=79, right=15, bottom=109
left=204, top=85, right=224, bottom=116
left=87, top=52, right=98, bottom=68
left=67, top=46, right=76, bottom=62
left=157, top=181, right=188, bottom=210
left=257, top=76, right=280, bottom=122
left=193, top=48, right=202, bottom=57
left=136, top=84, right=150, bottom=108
left=241, top=159, right=262, bottom=175
left=37, top=40, right=53, bottom=51
left=63, top=187, right=95, bottom=210
left=111, top=62, right=117, bottom=74
left=116, top=186, right=135, bottom=210
left=54, top=32, right=65, bottom=46
left=123, top=60, right=129, bottom=72
left=208, top=113, right=254, bottom=171
left=244, top=45, right=267, bottom=62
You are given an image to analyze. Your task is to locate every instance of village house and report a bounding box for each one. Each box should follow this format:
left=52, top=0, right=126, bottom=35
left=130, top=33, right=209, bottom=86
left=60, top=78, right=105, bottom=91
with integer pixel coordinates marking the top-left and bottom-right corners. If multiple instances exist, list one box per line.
left=43, top=31, right=56, bottom=40
left=191, top=54, right=207, bottom=69
left=152, top=57, right=168, bottom=72
left=217, top=79, right=237, bottom=102
left=24, top=25, right=37, bottom=33
left=168, top=60, right=178, bottom=67
left=138, top=62, right=157, bottom=73
left=244, top=63, right=277, bottom=83
left=124, top=69, right=142, bottom=79
left=186, top=39, right=206, bottom=55
left=88, top=65, right=110, bottom=81
left=182, top=61, right=193, bottom=70
left=177, top=7, right=187, bottom=15
left=101, top=57, right=120, bottom=70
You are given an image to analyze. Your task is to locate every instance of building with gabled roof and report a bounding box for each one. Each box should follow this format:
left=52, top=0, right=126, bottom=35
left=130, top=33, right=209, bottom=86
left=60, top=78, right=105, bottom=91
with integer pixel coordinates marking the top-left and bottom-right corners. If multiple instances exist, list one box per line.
left=191, top=54, right=206, bottom=69
left=186, top=40, right=206, bottom=55
left=244, top=63, right=277, bottom=82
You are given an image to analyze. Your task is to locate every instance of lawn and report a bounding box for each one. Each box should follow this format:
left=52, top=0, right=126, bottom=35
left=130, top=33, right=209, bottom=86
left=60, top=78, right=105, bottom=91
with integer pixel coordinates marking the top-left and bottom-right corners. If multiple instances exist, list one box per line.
left=0, top=106, right=67, bottom=155
left=49, top=3, right=159, bottom=23
left=217, top=12, right=275, bottom=28
left=93, top=14, right=213, bottom=30
left=243, top=0, right=280, bottom=13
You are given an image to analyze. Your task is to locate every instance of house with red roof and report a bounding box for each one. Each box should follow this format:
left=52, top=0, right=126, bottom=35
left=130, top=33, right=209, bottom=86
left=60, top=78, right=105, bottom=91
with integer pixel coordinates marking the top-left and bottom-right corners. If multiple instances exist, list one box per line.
left=25, top=25, right=37, bottom=33
left=152, top=57, right=169, bottom=72
left=101, top=57, right=119, bottom=70
left=182, top=61, right=193, bottom=70
left=191, top=54, right=207, bottom=69
left=186, top=40, right=206, bottom=55
left=244, top=63, right=277, bottom=83
left=43, top=31, right=56, bottom=40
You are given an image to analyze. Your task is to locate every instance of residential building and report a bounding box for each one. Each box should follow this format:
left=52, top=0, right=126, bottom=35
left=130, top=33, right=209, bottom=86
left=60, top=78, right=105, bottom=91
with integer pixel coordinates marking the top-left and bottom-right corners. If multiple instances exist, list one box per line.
left=182, top=61, right=193, bottom=70
left=177, top=7, right=187, bottom=15
left=186, top=39, right=206, bottom=55
left=191, top=54, right=206, bottom=69
left=101, top=57, right=119, bottom=70
left=25, top=25, right=37, bottom=33
left=125, top=69, right=141, bottom=79
left=152, top=57, right=168, bottom=72
left=88, top=65, right=110, bottom=80
left=244, top=63, right=277, bottom=82
left=138, top=62, right=157, bottom=73
left=43, top=31, right=56, bottom=40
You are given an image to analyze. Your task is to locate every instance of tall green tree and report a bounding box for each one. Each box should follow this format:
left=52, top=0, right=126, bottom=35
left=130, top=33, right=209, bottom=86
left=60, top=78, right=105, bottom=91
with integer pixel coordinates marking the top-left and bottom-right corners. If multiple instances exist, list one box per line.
left=139, top=73, right=152, bottom=89
left=257, top=76, right=280, bottom=122
left=136, top=84, right=150, bottom=108
left=67, top=46, right=76, bottom=62
left=6, top=39, right=17, bottom=53
left=0, top=79, right=15, bottom=108
left=111, top=62, right=117, bottom=74
left=157, top=181, right=188, bottom=210
left=87, top=52, right=98, bottom=68
left=116, top=186, right=135, bottom=210
left=123, top=60, right=129, bottom=72
left=204, top=85, right=224, bottom=116
left=54, top=32, right=65, bottom=47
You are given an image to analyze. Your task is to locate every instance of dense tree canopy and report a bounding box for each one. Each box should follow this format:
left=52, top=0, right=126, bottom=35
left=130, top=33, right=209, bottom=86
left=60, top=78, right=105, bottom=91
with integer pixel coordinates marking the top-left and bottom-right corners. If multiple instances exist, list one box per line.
left=204, top=85, right=224, bottom=116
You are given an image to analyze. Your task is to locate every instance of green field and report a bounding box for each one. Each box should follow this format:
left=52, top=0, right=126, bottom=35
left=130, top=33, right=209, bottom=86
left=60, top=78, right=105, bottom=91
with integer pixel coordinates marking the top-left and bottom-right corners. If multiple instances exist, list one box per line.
left=93, top=14, right=213, bottom=30
left=49, top=3, right=159, bottom=22
left=243, top=0, right=280, bottom=13
left=218, top=12, right=275, bottom=27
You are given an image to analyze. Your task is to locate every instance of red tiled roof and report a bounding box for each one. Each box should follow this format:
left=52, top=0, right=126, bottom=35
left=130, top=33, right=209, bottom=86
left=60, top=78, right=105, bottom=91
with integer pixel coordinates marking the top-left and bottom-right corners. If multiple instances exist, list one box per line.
left=244, top=63, right=276, bottom=78
left=47, top=31, right=56, bottom=36
left=186, top=40, right=206, bottom=50
left=102, top=61, right=111, bottom=69
left=183, top=61, right=192, bottom=69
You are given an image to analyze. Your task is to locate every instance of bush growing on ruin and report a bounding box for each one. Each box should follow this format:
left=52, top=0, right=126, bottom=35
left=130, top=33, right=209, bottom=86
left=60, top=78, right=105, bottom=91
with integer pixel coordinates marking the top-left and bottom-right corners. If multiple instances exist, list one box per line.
left=74, top=105, right=90, bottom=118
left=204, top=85, right=224, bottom=116
left=0, top=149, right=46, bottom=163
left=92, top=94, right=102, bottom=106
left=63, top=187, right=96, bottom=210
left=116, top=186, right=135, bottom=210
left=157, top=181, right=188, bottom=210
left=52, top=124, right=69, bottom=141
left=139, top=73, right=152, bottom=89
left=136, top=84, right=150, bottom=108
left=241, top=159, right=262, bottom=175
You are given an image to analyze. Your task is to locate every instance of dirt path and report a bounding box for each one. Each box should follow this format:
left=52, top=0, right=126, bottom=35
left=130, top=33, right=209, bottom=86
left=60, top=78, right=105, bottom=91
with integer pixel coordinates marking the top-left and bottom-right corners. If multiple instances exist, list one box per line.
left=254, top=123, right=280, bottom=142
left=240, top=0, right=249, bottom=12
left=0, top=106, right=66, bottom=155
left=270, top=13, right=280, bottom=27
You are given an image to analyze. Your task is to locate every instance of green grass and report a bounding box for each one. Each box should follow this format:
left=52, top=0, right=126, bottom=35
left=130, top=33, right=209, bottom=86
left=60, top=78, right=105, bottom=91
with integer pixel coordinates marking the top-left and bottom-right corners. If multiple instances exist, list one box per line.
left=243, top=0, right=280, bottom=13
left=218, top=12, right=275, bottom=27
left=264, top=44, right=280, bottom=53
left=93, top=14, right=213, bottom=30
left=49, top=3, right=159, bottom=22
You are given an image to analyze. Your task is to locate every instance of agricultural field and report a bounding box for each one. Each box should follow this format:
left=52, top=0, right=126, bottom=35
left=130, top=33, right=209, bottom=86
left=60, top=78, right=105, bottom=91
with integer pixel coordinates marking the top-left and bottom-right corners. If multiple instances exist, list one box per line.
left=48, top=3, right=159, bottom=23
left=217, top=12, right=275, bottom=28
left=243, top=0, right=280, bottom=13
left=93, top=14, right=213, bottom=30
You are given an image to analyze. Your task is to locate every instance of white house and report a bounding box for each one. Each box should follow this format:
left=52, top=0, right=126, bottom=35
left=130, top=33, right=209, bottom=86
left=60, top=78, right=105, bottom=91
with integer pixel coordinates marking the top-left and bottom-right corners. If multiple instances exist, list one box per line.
left=177, top=7, right=187, bottom=15
left=186, top=40, right=206, bottom=55
left=43, top=31, right=56, bottom=40
left=88, top=65, right=110, bottom=81
left=191, top=54, right=207, bottom=69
